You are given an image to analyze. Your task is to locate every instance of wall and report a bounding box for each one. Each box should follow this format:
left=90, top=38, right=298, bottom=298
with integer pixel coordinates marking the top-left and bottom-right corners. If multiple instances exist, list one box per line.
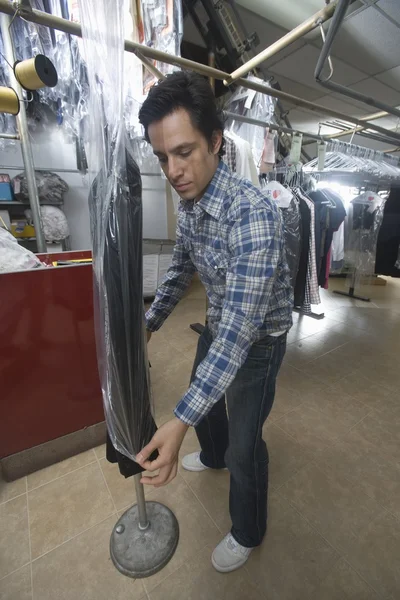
left=0, top=123, right=170, bottom=249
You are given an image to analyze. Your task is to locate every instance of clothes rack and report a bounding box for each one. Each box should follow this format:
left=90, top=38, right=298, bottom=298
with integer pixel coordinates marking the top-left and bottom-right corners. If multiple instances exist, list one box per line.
left=0, top=0, right=399, bottom=148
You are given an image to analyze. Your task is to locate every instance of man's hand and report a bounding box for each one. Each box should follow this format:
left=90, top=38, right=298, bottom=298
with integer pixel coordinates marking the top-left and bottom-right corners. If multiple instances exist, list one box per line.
left=136, top=417, right=189, bottom=487
left=146, top=330, right=152, bottom=343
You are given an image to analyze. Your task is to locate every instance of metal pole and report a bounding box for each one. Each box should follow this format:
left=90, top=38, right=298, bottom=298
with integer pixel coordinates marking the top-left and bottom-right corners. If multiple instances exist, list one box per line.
left=134, top=474, right=149, bottom=531
left=314, top=0, right=400, bottom=119
left=225, top=111, right=400, bottom=150
left=1, top=0, right=399, bottom=146
left=302, top=111, right=394, bottom=145
left=224, top=0, right=338, bottom=84
left=0, top=13, right=46, bottom=252
left=239, top=78, right=400, bottom=144
left=0, top=133, right=20, bottom=140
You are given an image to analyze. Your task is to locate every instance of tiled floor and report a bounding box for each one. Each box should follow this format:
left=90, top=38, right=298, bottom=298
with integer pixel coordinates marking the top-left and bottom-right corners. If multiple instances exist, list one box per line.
left=1, top=276, right=400, bottom=599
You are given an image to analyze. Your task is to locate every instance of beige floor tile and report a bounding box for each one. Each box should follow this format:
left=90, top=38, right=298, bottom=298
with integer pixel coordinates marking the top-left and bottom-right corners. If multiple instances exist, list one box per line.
left=0, top=496, right=30, bottom=579
left=99, top=458, right=138, bottom=511
left=148, top=545, right=263, bottom=600
left=182, top=469, right=230, bottom=533
left=94, top=443, right=106, bottom=460
left=351, top=411, right=400, bottom=465
left=27, top=449, right=97, bottom=491
left=301, top=387, right=371, bottom=430
left=143, top=475, right=221, bottom=594
left=274, top=402, right=358, bottom=453
left=277, top=364, right=325, bottom=396
left=0, top=475, right=26, bottom=505
left=315, top=429, right=400, bottom=521
left=32, top=516, right=145, bottom=600
left=268, top=386, right=303, bottom=422
left=245, top=492, right=339, bottom=600
left=29, top=462, right=114, bottom=559
left=331, top=373, right=396, bottom=413
left=310, top=558, right=380, bottom=600
left=344, top=511, right=400, bottom=599
left=279, top=462, right=383, bottom=554
left=264, top=423, right=314, bottom=488
left=0, top=564, right=32, bottom=600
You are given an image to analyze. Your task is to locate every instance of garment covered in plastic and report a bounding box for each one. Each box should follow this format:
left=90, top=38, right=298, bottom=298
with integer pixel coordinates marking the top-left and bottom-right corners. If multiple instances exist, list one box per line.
left=138, top=0, right=183, bottom=91
left=225, top=76, right=276, bottom=167
left=0, top=227, right=44, bottom=273
left=346, top=191, right=386, bottom=284
left=13, top=171, right=68, bottom=204
left=79, top=0, right=156, bottom=467
left=25, top=205, right=69, bottom=241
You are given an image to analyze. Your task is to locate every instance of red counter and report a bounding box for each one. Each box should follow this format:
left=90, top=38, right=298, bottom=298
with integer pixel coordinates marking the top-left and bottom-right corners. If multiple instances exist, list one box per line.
left=0, top=251, right=104, bottom=459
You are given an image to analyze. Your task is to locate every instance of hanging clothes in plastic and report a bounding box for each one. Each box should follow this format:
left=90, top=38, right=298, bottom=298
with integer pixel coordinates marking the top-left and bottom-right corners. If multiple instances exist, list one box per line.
left=374, top=187, right=400, bottom=277
left=343, top=190, right=386, bottom=281
left=89, top=142, right=158, bottom=478
left=79, top=0, right=159, bottom=480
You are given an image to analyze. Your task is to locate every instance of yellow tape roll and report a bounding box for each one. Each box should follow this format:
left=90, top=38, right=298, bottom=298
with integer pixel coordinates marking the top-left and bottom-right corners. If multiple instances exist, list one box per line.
left=14, top=55, right=58, bottom=91
left=0, top=87, right=19, bottom=115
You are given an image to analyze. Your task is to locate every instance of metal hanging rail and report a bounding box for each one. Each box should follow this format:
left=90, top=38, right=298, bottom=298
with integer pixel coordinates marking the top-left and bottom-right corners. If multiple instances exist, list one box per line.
left=314, top=0, right=400, bottom=119
left=1, top=0, right=400, bottom=148
left=224, top=1, right=339, bottom=85
left=224, top=111, right=400, bottom=154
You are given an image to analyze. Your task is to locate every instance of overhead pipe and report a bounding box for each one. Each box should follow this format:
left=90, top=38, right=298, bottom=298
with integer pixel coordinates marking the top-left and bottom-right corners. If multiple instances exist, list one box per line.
left=1, top=0, right=400, bottom=146
left=314, top=0, right=400, bottom=119
left=224, top=0, right=339, bottom=85
left=302, top=110, right=393, bottom=145
left=224, top=111, right=400, bottom=148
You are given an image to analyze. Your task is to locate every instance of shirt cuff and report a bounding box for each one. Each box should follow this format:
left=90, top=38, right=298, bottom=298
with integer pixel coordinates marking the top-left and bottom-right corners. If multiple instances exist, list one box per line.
left=174, top=387, right=209, bottom=427
left=145, top=308, right=165, bottom=333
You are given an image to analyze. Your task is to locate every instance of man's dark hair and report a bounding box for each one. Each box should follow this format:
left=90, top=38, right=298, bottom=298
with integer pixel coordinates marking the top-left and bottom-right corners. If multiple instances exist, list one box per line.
left=139, top=71, right=225, bottom=158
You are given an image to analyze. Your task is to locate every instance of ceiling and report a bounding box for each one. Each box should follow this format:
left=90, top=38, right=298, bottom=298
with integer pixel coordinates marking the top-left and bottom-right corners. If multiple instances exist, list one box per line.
left=183, top=0, right=400, bottom=156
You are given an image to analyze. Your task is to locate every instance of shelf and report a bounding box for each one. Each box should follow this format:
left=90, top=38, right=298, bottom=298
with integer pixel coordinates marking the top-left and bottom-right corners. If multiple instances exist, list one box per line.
left=0, top=200, right=64, bottom=207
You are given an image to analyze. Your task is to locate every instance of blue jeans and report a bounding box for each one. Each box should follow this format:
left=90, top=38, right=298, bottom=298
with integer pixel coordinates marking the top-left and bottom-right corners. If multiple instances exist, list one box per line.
left=191, top=326, right=287, bottom=548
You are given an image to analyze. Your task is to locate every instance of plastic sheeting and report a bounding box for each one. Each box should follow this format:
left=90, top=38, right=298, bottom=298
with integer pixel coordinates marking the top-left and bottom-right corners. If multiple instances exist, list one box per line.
left=25, top=205, right=69, bottom=241
left=0, top=227, right=44, bottom=273
left=79, top=0, right=156, bottom=462
left=345, top=191, right=386, bottom=287
left=225, top=76, right=276, bottom=167
left=138, top=0, right=183, bottom=92
left=13, top=171, right=68, bottom=204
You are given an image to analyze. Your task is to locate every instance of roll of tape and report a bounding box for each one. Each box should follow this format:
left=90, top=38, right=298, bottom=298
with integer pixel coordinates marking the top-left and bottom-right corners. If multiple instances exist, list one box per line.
left=14, top=55, right=58, bottom=91
left=0, top=87, right=20, bottom=115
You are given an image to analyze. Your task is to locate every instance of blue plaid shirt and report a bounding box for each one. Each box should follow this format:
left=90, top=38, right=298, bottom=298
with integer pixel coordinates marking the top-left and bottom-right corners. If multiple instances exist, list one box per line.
left=146, top=161, right=293, bottom=427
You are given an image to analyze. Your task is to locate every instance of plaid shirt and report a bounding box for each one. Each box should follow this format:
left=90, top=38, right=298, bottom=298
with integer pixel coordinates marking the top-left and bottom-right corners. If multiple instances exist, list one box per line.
left=146, top=161, right=293, bottom=427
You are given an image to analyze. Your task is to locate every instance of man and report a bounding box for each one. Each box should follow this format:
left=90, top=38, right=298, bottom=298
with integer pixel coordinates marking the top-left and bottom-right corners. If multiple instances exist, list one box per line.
left=136, top=71, right=293, bottom=572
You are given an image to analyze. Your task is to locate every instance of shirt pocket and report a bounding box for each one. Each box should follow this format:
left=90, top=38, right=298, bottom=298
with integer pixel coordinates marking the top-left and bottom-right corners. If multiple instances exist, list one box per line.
left=203, top=250, right=230, bottom=281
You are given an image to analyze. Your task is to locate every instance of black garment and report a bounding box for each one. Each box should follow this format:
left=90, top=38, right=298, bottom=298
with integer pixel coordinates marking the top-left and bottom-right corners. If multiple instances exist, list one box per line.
left=294, top=197, right=310, bottom=306
left=317, top=189, right=346, bottom=287
left=90, top=145, right=157, bottom=478
left=375, top=187, right=400, bottom=277
left=281, top=198, right=301, bottom=288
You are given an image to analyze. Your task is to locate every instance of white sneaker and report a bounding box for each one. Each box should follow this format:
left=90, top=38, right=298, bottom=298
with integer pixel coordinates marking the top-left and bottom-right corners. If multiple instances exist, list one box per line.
left=211, top=533, right=254, bottom=573
left=181, top=452, right=209, bottom=472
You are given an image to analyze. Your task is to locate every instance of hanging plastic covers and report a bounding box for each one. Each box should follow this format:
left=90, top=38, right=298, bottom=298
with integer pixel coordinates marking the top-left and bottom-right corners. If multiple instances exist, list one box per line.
left=137, top=0, right=183, bottom=92
left=225, top=75, right=277, bottom=168
left=78, top=0, right=156, bottom=460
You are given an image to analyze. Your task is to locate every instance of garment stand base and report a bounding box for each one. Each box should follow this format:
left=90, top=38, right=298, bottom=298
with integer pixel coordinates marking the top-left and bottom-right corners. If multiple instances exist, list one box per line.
left=293, top=308, right=325, bottom=320
left=110, top=501, right=179, bottom=578
left=190, top=322, right=205, bottom=335
left=334, top=289, right=371, bottom=302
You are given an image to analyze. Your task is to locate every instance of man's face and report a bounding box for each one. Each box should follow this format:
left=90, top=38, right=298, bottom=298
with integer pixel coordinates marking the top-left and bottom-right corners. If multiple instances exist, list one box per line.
left=148, top=107, right=222, bottom=201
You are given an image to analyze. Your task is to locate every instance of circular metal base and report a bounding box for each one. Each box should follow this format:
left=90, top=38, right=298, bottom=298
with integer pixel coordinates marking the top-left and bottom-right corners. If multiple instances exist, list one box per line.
left=110, top=501, right=179, bottom=579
